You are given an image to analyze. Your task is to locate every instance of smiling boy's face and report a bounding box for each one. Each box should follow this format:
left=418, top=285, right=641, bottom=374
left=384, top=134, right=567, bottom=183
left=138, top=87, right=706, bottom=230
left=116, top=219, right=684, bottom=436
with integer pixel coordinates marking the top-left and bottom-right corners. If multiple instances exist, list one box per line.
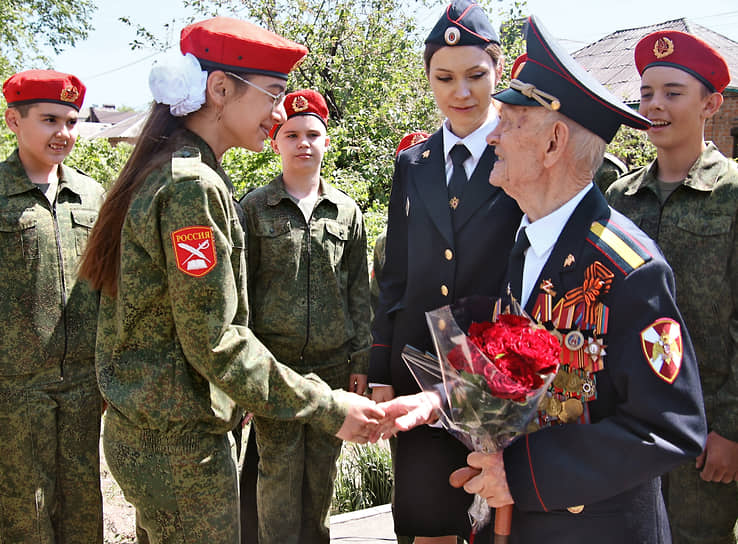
left=5, top=102, right=79, bottom=172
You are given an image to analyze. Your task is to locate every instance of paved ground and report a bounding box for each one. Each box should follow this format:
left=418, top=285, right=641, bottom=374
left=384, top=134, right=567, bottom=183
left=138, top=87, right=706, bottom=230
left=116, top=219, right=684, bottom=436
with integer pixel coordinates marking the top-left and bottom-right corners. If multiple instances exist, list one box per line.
left=330, top=504, right=397, bottom=543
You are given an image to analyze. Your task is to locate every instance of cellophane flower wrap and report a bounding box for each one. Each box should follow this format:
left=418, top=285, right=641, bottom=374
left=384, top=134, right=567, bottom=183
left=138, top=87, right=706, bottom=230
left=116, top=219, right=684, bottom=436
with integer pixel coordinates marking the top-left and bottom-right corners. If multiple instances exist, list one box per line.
left=401, top=295, right=560, bottom=533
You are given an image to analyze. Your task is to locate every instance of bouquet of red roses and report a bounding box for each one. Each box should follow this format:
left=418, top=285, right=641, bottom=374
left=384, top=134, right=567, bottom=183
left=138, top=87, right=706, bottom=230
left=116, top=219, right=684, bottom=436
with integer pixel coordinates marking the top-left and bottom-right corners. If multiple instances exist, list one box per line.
left=402, top=295, right=559, bottom=539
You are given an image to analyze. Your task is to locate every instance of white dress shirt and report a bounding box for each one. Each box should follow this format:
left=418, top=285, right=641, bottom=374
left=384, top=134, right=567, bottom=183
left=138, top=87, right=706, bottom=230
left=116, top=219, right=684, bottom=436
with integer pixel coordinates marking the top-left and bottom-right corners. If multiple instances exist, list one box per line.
left=516, top=183, right=593, bottom=308
left=442, top=116, right=499, bottom=185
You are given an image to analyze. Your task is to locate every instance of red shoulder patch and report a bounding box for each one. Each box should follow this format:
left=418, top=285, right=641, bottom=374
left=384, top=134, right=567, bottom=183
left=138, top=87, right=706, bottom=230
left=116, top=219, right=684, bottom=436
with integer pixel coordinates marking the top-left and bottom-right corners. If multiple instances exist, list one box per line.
left=640, top=318, right=683, bottom=383
left=171, top=226, right=217, bottom=277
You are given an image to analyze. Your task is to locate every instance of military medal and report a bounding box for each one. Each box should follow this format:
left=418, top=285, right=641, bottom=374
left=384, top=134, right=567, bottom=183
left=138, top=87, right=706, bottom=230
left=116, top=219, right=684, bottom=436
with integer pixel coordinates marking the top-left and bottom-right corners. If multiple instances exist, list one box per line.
left=558, top=398, right=583, bottom=423
left=564, top=330, right=584, bottom=351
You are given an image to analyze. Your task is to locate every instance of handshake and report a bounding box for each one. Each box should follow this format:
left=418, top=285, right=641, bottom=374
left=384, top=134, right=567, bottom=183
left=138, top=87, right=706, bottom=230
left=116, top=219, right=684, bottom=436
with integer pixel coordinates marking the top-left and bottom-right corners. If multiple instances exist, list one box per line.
left=334, top=388, right=442, bottom=444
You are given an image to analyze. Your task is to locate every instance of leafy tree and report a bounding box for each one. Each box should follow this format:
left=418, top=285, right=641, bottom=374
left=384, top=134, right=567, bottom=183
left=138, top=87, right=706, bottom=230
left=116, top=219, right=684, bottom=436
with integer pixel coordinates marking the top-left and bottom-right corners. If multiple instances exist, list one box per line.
left=606, top=125, right=656, bottom=170
left=65, top=138, right=134, bottom=188
left=0, top=0, right=96, bottom=78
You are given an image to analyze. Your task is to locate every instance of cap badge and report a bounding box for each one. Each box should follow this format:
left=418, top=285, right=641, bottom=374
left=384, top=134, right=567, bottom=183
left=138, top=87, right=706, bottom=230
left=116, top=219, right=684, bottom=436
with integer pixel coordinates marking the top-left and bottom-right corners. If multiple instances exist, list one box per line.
left=653, top=36, right=675, bottom=59
left=444, top=26, right=461, bottom=46
left=292, top=95, right=309, bottom=112
left=60, top=86, right=79, bottom=103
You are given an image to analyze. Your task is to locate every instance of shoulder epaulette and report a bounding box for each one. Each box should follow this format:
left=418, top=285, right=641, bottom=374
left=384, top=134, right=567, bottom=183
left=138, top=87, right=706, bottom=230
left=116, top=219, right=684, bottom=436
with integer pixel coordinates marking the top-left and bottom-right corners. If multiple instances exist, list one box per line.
left=587, top=219, right=652, bottom=275
left=171, top=146, right=203, bottom=183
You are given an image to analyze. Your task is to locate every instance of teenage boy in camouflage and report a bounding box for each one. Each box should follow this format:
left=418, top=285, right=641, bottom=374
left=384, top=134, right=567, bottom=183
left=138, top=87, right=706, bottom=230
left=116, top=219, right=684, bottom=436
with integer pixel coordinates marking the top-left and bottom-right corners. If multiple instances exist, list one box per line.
left=0, top=70, right=104, bottom=543
left=607, top=30, right=738, bottom=543
left=240, top=89, right=371, bottom=544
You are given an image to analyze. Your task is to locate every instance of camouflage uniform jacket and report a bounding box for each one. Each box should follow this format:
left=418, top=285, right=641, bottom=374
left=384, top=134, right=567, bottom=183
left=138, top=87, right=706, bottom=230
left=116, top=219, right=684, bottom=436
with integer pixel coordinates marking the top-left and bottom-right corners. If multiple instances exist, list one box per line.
left=369, top=228, right=386, bottom=316
left=240, top=174, right=371, bottom=375
left=607, top=142, right=738, bottom=441
left=0, top=149, right=103, bottom=378
left=96, top=130, right=348, bottom=436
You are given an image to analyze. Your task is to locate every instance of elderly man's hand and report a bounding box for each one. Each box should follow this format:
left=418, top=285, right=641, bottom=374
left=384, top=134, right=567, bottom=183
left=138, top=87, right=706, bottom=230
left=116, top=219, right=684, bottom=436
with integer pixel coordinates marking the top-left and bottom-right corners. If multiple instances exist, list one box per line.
left=373, top=392, right=442, bottom=440
left=449, top=451, right=514, bottom=508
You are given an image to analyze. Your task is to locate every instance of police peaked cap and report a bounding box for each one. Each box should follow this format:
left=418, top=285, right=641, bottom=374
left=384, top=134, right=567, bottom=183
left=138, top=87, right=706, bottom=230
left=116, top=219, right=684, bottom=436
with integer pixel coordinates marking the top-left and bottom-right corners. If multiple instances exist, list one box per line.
left=425, top=0, right=500, bottom=47
left=495, top=15, right=651, bottom=143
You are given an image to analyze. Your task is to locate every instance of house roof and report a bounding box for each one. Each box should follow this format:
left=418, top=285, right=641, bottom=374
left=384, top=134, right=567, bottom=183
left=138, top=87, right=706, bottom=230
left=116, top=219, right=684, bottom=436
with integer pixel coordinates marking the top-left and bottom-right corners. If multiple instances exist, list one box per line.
left=89, top=111, right=147, bottom=140
left=87, top=106, right=139, bottom=125
left=572, top=18, right=738, bottom=104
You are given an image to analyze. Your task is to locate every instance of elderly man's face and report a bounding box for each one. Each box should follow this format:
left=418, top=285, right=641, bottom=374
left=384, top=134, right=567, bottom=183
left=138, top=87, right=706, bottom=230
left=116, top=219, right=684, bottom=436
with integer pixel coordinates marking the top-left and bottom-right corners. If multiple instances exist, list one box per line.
left=486, top=104, right=548, bottom=201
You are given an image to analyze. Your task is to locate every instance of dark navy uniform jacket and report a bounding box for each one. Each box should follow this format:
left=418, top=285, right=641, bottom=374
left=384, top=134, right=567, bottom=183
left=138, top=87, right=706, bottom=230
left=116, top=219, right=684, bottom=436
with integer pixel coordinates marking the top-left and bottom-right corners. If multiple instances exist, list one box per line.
left=369, top=128, right=521, bottom=395
left=504, top=187, right=707, bottom=543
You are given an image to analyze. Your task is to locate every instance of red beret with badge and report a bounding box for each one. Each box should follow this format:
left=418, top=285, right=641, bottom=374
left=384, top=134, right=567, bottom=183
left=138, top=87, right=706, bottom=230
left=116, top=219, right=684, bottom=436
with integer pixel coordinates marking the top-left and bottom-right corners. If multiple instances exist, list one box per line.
left=180, top=17, right=308, bottom=80
left=3, top=69, right=86, bottom=111
left=395, top=131, right=430, bottom=156
left=635, top=30, right=730, bottom=93
left=269, top=89, right=329, bottom=138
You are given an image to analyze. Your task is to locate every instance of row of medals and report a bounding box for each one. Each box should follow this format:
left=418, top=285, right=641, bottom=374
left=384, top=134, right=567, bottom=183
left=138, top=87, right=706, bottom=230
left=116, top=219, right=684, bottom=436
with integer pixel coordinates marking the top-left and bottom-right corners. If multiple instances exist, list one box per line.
left=533, top=330, right=599, bottom=429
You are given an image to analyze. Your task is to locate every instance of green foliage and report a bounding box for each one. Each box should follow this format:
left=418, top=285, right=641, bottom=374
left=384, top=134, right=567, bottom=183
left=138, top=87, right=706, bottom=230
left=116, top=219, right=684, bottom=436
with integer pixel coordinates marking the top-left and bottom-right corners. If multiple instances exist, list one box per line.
left=65, top=138, right=133, bottom=189
left=606, top=125, right=657, bottom=170
left=0, top=0, right=96, bottom=78
left=331, top=442, right=393, bottom=514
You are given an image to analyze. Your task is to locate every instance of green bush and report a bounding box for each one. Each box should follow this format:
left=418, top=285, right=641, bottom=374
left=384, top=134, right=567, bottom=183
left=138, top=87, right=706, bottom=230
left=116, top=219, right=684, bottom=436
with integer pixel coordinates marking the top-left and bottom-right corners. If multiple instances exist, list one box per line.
left=331, top=442, right=393, bottom=514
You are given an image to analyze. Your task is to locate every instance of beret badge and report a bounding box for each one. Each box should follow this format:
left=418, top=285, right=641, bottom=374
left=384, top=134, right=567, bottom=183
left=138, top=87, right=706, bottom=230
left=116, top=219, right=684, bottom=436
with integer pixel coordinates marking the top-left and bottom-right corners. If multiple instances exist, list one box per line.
left=444, top=26, right=461, bottom=45
left=60, top=86, right=80, bottom=103
left=653, top=36, right=675, bottom=59
left=292, top=95, right=309, bottom=112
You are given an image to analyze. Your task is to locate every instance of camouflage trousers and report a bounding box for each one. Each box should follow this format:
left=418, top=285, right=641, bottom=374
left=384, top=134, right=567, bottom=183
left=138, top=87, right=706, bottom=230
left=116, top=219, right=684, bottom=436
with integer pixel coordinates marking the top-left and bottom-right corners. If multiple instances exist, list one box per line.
left=102, top=410, right=240, bottom=544
left=252, top=363, right=348, bottom=544
left=665, top=462, right=738, bottom=543
left=0, top=365, right=103, bottom=543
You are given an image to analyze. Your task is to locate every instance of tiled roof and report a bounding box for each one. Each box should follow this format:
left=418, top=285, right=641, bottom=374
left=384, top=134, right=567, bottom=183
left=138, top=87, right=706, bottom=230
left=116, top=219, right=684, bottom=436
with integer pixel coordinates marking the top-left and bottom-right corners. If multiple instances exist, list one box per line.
left=572, top=18, right=738, bottom=103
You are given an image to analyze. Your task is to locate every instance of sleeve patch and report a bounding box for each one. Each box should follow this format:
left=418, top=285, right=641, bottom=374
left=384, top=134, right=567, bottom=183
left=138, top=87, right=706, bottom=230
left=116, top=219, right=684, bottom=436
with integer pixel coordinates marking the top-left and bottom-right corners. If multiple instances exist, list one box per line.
left=640, top=318, right=683, bottom=384
left=587, top=220, right=652, bottom=275
left=171, top=226, right=217, bottom=277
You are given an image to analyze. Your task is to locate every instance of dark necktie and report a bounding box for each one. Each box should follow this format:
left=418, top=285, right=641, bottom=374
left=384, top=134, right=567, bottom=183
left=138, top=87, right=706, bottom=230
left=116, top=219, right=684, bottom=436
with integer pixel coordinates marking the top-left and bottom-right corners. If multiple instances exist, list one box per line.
left=507, top=227, right=530, bottom=302
left=447, top=144, right=470, bottom=209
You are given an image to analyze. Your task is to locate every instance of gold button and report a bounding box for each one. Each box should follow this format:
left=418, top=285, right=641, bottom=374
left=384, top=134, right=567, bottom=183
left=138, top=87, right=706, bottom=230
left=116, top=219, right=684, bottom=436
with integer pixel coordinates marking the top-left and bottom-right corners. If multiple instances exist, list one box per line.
left=444, top=249, right=453, bottom=261
left=567, top=505, right=584, bottom=514
left=441, top=285, right=449, bottom=297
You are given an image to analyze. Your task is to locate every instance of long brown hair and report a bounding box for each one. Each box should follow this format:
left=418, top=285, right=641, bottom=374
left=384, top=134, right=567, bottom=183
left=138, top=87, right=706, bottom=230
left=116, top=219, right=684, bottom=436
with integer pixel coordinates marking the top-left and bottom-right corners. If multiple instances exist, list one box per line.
left=79, top=102, right=184, bottom=297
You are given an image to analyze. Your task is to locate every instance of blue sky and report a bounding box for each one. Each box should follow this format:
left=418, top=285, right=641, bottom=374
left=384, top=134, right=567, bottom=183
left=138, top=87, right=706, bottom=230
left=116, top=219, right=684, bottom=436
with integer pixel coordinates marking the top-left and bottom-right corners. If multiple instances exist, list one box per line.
left=50, top=0, right=738, bottom=110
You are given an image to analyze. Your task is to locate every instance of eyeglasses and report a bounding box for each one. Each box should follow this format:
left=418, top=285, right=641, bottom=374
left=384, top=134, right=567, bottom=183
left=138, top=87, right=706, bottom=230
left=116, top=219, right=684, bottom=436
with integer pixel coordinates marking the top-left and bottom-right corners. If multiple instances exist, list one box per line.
left=225, top=72, right=285, bottom=110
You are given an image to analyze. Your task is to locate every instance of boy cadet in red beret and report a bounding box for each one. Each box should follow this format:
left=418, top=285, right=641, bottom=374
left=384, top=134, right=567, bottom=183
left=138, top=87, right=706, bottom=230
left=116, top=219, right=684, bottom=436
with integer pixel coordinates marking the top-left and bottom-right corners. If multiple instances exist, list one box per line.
left=0, top=70, right=105, bottom=543
left=78, top=18, right=385, bottom=544
left=238, top=89, right=372, bottom=543
left=606, top=31, right=738, bottom=543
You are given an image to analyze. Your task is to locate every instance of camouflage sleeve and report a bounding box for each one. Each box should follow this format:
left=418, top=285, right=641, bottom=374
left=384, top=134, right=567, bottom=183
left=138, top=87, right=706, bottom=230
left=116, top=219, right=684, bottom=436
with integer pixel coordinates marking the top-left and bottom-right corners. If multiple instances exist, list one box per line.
left=347, top=204, right=371, bottom=375
left=160, top=176, right=348, bottom=435
left=714, top=222, right=738, bottom=442
left=241, top=198, right=260, bottom=323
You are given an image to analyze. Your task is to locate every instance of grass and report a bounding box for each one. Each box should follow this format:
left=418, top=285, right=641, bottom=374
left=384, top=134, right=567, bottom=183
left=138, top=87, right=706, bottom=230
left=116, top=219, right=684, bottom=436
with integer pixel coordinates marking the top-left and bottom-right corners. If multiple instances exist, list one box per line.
left=331, top=441, right=394, bottom=514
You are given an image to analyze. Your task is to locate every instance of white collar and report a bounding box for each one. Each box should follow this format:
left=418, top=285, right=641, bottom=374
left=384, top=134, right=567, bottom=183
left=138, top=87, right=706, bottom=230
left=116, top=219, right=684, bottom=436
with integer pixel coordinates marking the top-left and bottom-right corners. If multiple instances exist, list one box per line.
left=442, top=116, right=499, bottom=163
left=519, top=184, right=593, bottom=260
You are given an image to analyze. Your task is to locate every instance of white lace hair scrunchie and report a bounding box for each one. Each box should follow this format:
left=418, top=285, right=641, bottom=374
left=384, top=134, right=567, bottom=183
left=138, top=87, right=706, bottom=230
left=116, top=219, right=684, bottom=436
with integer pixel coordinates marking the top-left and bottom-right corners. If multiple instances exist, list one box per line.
left=149, top=51, right=208, bottom=117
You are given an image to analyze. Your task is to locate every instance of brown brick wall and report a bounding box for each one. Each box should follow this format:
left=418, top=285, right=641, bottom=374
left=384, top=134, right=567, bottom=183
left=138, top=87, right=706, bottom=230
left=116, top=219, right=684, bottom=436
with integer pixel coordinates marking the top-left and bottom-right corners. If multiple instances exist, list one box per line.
left=706, top=91, right=738, bottom=158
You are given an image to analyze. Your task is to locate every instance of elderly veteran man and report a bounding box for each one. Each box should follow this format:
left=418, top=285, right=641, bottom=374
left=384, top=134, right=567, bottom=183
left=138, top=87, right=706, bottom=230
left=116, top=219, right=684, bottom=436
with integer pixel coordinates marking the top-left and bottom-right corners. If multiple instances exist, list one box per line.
left=380, top=15, right=708, bottom=543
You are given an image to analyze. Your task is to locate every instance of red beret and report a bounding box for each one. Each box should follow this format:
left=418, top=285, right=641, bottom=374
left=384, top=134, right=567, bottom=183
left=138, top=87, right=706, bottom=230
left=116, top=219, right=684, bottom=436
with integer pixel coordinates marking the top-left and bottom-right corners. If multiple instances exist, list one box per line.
left=180, top=17, right=308, bottom=80
left=395, top=132, right=430, bottom=156
left=635, top=30, right=730, bottom=93
left=270, top=89, right=329, bottom=138
left=3, top=69, right=85, bottom=111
